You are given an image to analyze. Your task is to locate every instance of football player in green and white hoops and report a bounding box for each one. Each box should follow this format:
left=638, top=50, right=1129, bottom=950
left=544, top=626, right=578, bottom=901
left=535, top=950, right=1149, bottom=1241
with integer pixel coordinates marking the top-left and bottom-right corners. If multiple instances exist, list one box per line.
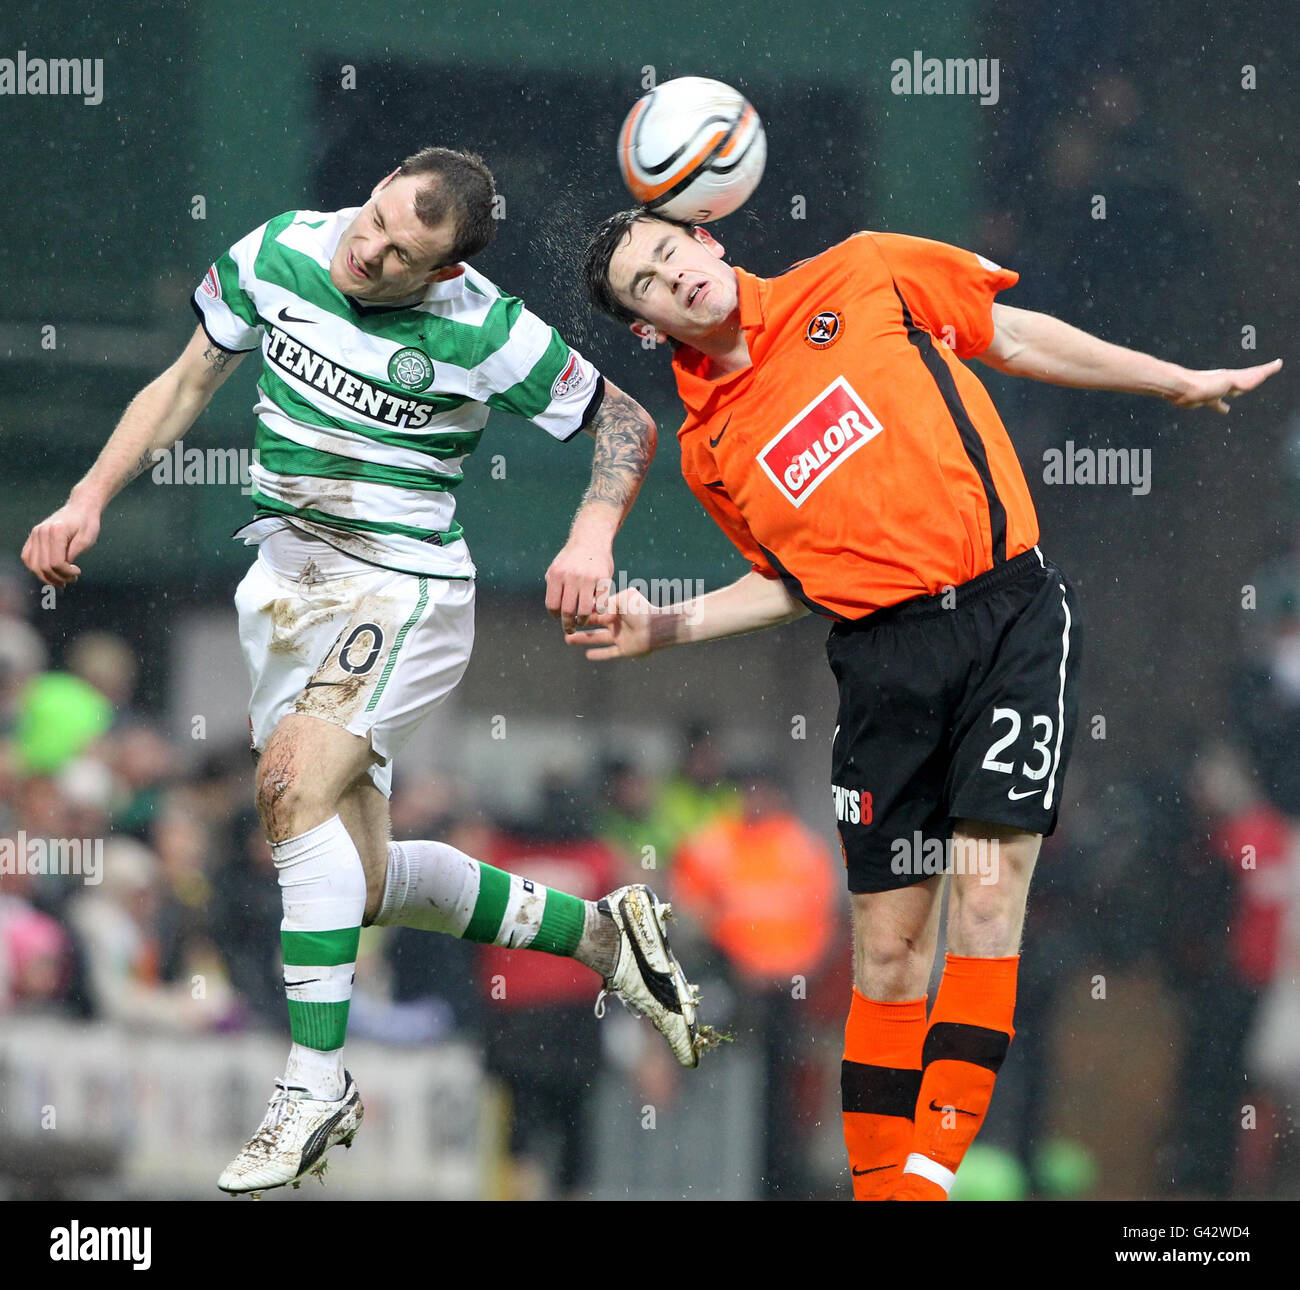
left=22, top=147, right=714, bottom=1196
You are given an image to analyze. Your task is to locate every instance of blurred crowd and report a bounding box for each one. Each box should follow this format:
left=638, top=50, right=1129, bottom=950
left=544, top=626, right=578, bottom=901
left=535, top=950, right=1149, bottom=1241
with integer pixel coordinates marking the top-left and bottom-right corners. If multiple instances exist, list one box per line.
left=4, top=531, right=1299, bottom=1199
left=965, top=48, right=1299, bottom=1199
left=971, top=510, right=1300, bottom=1199
left=3, top=524, right=1300, bottom=1198
left=0, top=556, right=847, bottom=1196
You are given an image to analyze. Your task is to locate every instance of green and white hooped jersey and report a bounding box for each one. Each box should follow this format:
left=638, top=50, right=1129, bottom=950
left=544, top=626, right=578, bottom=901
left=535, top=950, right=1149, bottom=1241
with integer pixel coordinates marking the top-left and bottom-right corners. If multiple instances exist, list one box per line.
left=192, top=208, right=604, bottom=578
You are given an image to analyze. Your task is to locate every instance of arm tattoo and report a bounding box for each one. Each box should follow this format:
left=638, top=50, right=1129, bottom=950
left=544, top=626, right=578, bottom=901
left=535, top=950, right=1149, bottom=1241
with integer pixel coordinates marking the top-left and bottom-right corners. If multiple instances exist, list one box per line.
left=203, top=343, right=237, bottom=374
left=124, top=447, right=155, bottom=484
left=581, top=388, right=656, bottom=512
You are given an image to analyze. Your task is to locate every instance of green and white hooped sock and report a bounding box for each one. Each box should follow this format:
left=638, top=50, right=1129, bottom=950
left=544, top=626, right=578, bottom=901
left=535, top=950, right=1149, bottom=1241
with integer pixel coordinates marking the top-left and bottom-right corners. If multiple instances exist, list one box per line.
left=274, top=814, right=366, bottom=1101
left=374, top=839, right=614, bottom=971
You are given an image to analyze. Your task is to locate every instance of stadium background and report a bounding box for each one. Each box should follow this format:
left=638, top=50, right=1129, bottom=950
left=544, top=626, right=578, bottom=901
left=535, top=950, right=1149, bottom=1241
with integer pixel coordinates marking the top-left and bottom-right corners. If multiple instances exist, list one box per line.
left=1, top=0, right=1297, bottom=1199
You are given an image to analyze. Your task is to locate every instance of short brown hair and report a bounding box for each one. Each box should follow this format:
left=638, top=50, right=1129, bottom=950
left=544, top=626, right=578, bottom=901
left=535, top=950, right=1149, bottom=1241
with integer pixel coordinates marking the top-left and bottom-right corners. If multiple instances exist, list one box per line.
left=396, top=146, right=497, bottom=265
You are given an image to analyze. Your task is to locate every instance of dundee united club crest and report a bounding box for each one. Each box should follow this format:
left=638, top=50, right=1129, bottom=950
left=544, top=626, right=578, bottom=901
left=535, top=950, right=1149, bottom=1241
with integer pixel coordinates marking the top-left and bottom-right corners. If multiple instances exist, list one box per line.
left=804, top=310, right=843, bottom=349
left=388, top=347, right=434, bottom=392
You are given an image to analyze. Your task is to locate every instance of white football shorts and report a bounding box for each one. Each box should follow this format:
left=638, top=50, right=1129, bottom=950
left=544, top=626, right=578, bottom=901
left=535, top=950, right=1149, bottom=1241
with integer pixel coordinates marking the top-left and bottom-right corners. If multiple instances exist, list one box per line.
left=233, top=530, right=474, bottom=796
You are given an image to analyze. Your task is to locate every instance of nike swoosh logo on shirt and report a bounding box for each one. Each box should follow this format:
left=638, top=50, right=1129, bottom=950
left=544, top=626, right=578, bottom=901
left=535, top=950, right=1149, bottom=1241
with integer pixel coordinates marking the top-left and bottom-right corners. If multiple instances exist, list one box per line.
left=852, top=1163, right=896, bottom=1175
left=1007, top=787, right=1043, bottom=801
left=709, top=415, right=733, bottom=448
left=278, top=306, right=316, bottom=324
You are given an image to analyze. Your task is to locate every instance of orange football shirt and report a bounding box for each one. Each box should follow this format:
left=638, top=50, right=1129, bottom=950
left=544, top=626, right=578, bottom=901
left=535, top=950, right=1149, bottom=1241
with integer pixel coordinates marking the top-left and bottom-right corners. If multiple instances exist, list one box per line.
left=673, top=231, right=1039, bottom=619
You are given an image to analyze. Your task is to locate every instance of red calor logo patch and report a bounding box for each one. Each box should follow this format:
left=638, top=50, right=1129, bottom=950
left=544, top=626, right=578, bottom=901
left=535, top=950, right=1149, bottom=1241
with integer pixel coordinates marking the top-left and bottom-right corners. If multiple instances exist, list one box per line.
left=757, top=376, right=883, bottom=507
left=200, top=266, right=221, bottom=300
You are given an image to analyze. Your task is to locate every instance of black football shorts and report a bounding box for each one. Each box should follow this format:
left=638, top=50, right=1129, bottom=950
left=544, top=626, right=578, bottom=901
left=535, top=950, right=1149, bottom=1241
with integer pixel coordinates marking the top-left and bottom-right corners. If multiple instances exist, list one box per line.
left=826, top=546, right=1081, bottom=894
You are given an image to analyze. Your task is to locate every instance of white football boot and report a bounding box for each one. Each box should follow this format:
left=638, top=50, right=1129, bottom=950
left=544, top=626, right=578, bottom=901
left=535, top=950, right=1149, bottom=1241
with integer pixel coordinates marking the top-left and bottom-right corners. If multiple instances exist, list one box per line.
left=218, top=1071, right=363, bottom=1196
left=594, top=884, right=719, bottom=1068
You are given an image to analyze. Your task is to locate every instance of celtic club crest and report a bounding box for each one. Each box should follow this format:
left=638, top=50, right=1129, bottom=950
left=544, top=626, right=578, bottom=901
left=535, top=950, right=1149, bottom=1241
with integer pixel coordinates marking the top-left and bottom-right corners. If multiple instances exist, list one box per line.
left=388, top=347, right=434, bottom=392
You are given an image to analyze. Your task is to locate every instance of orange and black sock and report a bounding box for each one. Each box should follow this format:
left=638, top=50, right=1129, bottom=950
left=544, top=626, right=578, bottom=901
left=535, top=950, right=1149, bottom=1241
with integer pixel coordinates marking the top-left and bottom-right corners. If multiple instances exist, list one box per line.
left=890, top=953, right=1018, bottom=1201
left=841, top=988, right=928, bottom=1200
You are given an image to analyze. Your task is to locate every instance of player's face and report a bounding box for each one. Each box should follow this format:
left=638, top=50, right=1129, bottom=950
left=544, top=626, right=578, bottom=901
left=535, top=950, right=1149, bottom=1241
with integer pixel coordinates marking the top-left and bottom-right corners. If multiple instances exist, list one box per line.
left=608, top=220, right=739, bottom=343
left=330, top=173, right=460, bottom=302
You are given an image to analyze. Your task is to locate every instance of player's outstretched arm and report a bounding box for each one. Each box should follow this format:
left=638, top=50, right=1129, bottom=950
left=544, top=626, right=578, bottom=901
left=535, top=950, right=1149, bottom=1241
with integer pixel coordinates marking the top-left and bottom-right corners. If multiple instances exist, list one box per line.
left=977, top=303, right=1282, bottom=412
left=545, top=380, right=657, bottom=632
left=21, top=326, right=247, bottom=587
left=564, top=568, right=808, bottom=661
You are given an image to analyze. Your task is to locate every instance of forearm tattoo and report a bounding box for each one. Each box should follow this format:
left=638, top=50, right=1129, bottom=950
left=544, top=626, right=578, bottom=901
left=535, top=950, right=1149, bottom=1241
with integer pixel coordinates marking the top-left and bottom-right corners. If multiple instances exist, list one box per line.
left=203, top=343, right=237, bottom=373
left=124, top=447, right=155, bottom=484
left=582, top=388, right=656, bottom=512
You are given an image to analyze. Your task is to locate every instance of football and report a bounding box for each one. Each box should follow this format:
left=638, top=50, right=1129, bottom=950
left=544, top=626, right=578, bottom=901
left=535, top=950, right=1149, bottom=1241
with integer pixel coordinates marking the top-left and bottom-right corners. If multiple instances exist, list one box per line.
left=616, top=76, right=767, bottom=223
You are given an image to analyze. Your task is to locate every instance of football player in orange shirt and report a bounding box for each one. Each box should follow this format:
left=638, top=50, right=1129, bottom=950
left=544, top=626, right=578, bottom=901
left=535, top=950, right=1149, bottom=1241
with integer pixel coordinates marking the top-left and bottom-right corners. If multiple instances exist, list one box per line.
left=573, top=209, right=1280, bottom=1200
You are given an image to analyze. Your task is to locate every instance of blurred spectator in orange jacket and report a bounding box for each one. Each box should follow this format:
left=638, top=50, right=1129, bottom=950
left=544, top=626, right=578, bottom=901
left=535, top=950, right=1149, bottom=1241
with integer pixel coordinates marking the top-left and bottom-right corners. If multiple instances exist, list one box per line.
left=672, top=768, right=835, bottom=986
left=672, top=766, right=838, bottom=1196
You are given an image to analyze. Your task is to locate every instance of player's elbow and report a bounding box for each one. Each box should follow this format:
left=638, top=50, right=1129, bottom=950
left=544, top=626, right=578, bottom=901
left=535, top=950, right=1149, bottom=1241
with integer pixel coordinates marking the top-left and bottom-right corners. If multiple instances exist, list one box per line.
left=163, top=363, right=221, bottom=424
left=751, top=569, right=805, bottom=624
left=587, top=383, right=658, bottom=461
left=977, top=304, right=1031, bottom=372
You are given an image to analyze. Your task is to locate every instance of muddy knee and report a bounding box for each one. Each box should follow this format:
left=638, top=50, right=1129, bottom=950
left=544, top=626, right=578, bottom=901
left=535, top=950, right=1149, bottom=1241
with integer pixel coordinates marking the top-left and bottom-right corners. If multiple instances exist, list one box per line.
left=254, top=745, right=332, bottom=840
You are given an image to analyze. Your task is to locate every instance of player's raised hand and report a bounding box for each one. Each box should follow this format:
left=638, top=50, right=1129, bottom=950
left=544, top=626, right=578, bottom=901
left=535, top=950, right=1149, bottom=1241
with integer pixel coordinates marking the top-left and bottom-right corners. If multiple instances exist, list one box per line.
left=1167, top=358, right=1282, bottom=413
left=545, top=532, right=616, bottom=634
left=564, top=586, right=658, bottom=660
left=21, top=499, right=102, bottom=589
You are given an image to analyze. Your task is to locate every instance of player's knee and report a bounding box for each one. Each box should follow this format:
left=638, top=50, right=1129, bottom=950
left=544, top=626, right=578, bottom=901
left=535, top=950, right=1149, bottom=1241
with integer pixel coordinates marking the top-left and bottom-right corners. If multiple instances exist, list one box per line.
left=949, top=887, right=1023, bottom=956
left=254, top=757, right=294, bottom=837
left=254, top=743, right=329, bottom=839
left=852, top=929, right=931, bottom=999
